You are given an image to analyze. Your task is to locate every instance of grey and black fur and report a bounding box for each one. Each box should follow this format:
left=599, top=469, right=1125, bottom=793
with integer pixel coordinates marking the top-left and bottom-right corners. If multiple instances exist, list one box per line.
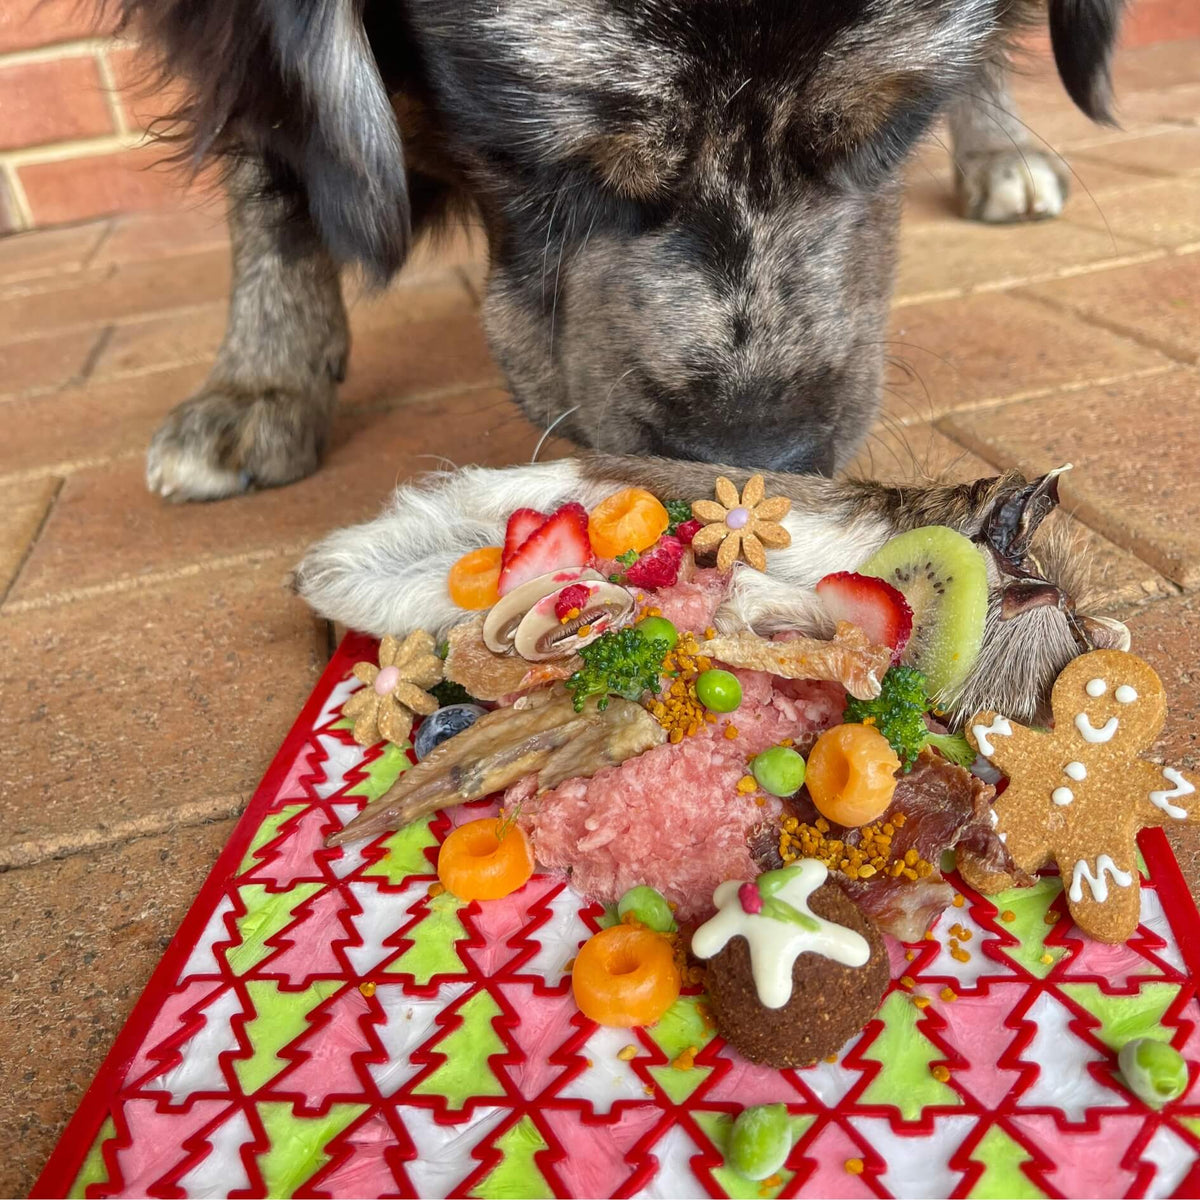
left=113, top=0, right=1127, bottom=498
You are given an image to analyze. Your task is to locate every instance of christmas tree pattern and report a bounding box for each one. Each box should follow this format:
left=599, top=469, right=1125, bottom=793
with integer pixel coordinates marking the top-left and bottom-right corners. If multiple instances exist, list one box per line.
left=961, top=1124, right=1046, bottom=1199
left=38, top=634, right=1200, bottom=1200
left=856, top=991, right=960, bottom=1119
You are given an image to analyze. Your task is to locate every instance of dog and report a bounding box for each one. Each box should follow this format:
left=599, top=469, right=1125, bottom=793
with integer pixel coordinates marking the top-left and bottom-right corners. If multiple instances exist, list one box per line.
left=116, top=0, right=1126, bottom=500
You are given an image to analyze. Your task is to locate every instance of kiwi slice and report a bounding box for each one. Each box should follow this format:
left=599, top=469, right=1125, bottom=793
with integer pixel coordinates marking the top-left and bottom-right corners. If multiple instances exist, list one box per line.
left=860, top=525, right=988, bottom=701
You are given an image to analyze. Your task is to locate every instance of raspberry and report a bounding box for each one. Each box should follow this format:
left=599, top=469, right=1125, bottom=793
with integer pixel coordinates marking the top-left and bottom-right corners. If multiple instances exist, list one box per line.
left=625, top=536, right=684, bottom=589
left=554, top=583, right=592, bottom=620
left=674, top=519, right=702, bottom=546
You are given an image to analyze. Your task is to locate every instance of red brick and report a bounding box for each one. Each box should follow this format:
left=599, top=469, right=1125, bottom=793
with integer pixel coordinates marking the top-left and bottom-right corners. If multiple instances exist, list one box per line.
left=1121, top=0, right=1200, bottom=48
left=17, top=143, right=218, bottom=228
left=0, top=55, right=114, bottom=151
left=0, top=0, right=113, bottom=54
left=103, top=42, right=191, bottom=134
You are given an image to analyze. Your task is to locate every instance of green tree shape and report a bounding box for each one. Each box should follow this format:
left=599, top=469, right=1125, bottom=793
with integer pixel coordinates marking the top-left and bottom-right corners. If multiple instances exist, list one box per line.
left=226, top=883, right=324, bottom=975
left=237, top=804, right=309, bottom=874
left=1058, top=982, right=1181, bottom=1051
left=692, top=1110, right=814, bottom=1199
left=254, top=1100, right=367, bottom=1198
left=235, top=979, right=340, bottom=1094
left=68, top=1115, right=116, bottom=1198
left=386, top=890, right=471, bottom=983
left=414, top=989, right=508, bottom=1109
left=859, top=991, right=960, bottom=1120
left=470, top=1115, right=555, bottom=1199
left=966, top=1125, right=1046, bottom=1199
left=989, top=877, right=1067, bottom=978
left=347, top=742, right=413, bottom=800
left=361, top=819, right=439, bottom=885
left=646, top=994, right=716, bottom=1104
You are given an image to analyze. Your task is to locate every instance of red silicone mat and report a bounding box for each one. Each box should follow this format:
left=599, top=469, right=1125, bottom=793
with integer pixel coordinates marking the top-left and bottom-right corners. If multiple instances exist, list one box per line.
left=34, top=632, right=1200, bottom=1199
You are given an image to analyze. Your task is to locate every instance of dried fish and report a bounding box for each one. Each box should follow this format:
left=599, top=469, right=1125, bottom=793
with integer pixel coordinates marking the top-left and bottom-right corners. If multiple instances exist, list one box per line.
left=705, top=621, right=889, bottom=700
left=328, top=687, right=664, bottom=846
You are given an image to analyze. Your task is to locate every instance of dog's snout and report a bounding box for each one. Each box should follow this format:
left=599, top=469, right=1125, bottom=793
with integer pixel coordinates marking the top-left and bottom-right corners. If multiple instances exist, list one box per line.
left=649, top=426, right=837, bottom=477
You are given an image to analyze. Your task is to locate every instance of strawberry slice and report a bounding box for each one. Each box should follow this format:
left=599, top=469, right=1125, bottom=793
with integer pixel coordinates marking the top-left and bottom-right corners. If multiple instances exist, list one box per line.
left=502, top=507, right=549, bottom=568
left=815, top=571, right=913, bottom=662
left=498, top=502, right=592, bottom=596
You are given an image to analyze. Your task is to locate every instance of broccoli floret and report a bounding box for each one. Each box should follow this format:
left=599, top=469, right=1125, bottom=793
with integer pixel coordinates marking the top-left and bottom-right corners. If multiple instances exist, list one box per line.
left=843, top=665, right=975, bottom=772
left=430, top=678, right=477, bottom=708
left=565, top=627, right=671, bottom=712
left=664, top=499, right=693, bottom=534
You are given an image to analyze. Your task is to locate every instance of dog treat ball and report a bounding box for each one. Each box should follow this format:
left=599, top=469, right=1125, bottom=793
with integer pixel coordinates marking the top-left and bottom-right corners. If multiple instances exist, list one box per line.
left=691, top=860, right=888, bottom=1068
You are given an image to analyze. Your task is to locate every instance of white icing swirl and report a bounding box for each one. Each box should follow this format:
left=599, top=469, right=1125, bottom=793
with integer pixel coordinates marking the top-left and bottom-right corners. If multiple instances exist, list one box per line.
left=1149, top=767, right=1194, bottom=821
left=1052, top=787, right=1074, bottom=807
left=1069, top=856, right=1134, bottom=904
left=972, top=715, right=1013, bottom=757
left=1086, top=678, right=1107, bottom=698
left=1064, top=761, right=1087, bottom=781
left=1115, top=685, right=1138, bottom=704
left=1075, top=713, right=1118, bottom=743
left=691, top=860, right=870, bottom=1009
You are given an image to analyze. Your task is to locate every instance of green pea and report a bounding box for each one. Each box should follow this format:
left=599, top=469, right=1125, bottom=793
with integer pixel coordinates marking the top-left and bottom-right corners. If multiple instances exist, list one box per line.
left=696, top=668, right=742, bottom=713
left=728, top=1103, right=793, bottom=1182
left=636, top=615, right=679, bottom=651
left=617, top=885, right=676, bottom=933
left=752, top=745, right=806, bottom=797
left=1118, top=1038, right=1188, bottom=1107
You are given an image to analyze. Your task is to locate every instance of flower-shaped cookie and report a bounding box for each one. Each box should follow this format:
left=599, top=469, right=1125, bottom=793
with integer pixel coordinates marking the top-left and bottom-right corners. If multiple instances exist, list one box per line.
left=342, top=631, right=443, bottom=748
left=691, top=474, right=791, bottom=572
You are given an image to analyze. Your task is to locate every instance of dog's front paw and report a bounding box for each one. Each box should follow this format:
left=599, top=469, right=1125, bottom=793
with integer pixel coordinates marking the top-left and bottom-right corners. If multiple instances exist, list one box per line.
left=955, top=149, right=1069, bottom=223
left=146, top=381, right=335, bottom=502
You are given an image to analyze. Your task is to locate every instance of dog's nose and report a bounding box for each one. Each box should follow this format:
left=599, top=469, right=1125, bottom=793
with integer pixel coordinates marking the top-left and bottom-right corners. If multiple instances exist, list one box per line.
left=649, top=428, right=836, bottom=477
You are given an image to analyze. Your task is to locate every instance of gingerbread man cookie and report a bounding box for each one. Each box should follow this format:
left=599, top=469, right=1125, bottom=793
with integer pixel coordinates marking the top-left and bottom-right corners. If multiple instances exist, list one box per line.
left=957, top=649, right=1198, bottom=944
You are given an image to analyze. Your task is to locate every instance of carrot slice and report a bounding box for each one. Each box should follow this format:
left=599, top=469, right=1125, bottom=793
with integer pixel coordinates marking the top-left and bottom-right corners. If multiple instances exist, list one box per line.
left=448, top=546, right=504, bottom=610
left=587, top=488, right=669, bottom=559
left=572, top=925, right=681, bottom=1027
left=437, top=817, right=535, bottom=901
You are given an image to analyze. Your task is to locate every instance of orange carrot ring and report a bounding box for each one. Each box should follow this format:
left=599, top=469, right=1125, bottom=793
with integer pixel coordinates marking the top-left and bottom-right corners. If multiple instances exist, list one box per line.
left=437, top=817, right=535, bottom=901
left=806, top=723, right=900, bottom=827
left=587, top=488, right=670, bottom=559
left=572, top=925, right=681, bottom=1027
left=448, top=546, right=503, bottom=610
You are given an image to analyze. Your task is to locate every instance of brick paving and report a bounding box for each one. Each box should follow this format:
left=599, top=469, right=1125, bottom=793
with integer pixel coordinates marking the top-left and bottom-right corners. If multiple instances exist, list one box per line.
left=0, top=33, right=1198, bottom=1198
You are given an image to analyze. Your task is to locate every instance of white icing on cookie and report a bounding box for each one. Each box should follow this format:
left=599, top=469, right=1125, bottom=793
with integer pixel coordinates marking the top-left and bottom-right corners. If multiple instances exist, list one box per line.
left=1064, top=761, right=1087, bottom=781
left=1115, top=685, right=1138, bottom=704
left=1075, top=713, right=1118, bottom=743
left=1052, top=787, right=1074, bottom=807
left=973, top=715, right=1013, bottom=757
left=1086, top=678, right=1107, bottom=698
left=691, top=860, right=870, bottom=1009
left=1149, top=767, right=1194, bottom=821
left=1069, top=856, right=1134, bottom=904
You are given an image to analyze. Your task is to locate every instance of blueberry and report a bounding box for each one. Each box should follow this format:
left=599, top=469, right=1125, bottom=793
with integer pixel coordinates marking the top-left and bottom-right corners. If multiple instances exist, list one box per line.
left=414, top=704, right=487, bottom=760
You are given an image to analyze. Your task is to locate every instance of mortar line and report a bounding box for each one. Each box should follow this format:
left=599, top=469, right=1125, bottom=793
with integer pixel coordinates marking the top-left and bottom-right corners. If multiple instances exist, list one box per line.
left=0, top=475, right=64, bottom=607
left=1017, top=289, right=1200, bottom=367
left=0, top=793, right=251, bottom=874
left=0, top=542, right=310, bottom=615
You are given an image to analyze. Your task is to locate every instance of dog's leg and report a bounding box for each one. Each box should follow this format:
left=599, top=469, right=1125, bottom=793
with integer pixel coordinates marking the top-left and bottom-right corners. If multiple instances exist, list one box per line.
left=947, top=61, right=1070, bottom=223
left=146, top=159, right=349, bottom=501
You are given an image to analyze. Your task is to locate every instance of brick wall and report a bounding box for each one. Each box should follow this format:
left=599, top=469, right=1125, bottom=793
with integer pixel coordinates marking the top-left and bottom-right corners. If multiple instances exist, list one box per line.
left=0, top=0, right=213, bottom=234
left=1, top=0, right=1197, bottom=236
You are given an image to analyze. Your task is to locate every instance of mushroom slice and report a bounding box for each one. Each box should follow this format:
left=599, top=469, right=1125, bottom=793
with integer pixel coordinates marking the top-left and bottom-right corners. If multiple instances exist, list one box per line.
left=513, top=580, right=635, bottom=661
left=481, top=567, right=603, bottom=653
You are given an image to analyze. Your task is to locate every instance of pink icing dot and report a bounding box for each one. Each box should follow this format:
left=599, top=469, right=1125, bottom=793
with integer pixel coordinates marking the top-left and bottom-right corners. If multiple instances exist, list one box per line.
left=374, top=665, right=401, bottom=695
left=725, top=506, right=750, bottom=530
left=738, top=882, right=763, bottom=914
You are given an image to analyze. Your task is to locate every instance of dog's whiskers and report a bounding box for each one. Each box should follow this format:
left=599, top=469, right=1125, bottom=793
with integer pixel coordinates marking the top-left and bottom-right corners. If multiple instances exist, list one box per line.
left=531, top=405, right=581, bottom=463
